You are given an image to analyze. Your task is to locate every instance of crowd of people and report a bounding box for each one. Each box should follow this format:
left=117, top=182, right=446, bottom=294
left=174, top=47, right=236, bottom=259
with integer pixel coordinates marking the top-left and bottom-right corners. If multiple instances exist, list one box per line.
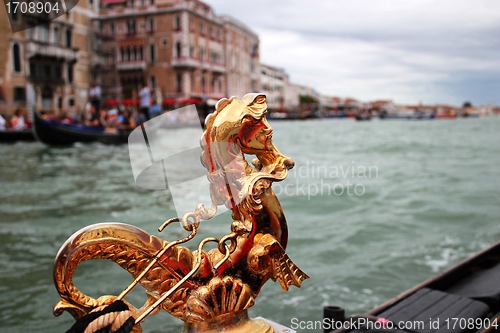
left=1, top=83, right=205, bottom=133
left=83, top=84, right=164, bottom=133
left=0, top=109, right=31, bottom=131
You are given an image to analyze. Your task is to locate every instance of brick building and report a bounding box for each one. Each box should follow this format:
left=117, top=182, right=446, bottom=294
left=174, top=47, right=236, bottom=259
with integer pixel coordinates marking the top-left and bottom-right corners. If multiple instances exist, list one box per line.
left=0, top=1, right=98, bottom=116
left=92, top=0, right=260, bottom=105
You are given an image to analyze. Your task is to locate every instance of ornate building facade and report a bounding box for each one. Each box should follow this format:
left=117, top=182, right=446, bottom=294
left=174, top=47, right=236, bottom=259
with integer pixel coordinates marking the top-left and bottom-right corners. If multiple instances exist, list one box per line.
left=0, top=1, right=98, bottom=116
left=92, top=0, right=261, bottom=105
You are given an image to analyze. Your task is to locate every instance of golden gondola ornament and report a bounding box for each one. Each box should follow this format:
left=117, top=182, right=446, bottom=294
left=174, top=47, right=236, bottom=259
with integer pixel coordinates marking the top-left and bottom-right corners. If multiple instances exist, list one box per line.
left=53, top=94, right=309, bottom=333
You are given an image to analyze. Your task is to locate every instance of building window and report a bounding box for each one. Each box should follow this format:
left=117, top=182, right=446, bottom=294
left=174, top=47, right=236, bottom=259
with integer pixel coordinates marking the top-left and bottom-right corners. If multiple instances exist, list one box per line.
left=131, top=46, right=136, bottom=61
left=38, top=24, right=50, bottom=42
left=176, top=73, right=182, bottom=92
left=26, top=22, right=35, bottom=39
left=11, top=10, right=18, bottom=22
left=12, top=44, right=21, bottom=73
left=149, top=44, right=155, bottom=62
left=127, top=20, right=136, bottom=34
left=53, top=27, right=59, bottom=45
left=199, top=22, right=204, bottom=35
left=174, top=15, right=181, bottom=30
left=65, top=29, right=72, bottom=48
left=150, top=75, right=156, bottom=89
left=67, top=63, right=73, bottom=83
left=148, top=18, right=154, bottom=31
left=13, top=87, right=26, bottom=102
left=199, top=46, right=204, bottom=60
left=138, top=47, right=143, bottom=60
left=41, top=86, right=53, bottom=109
left=175, top=42, right=181, bottom=57
left=54, top=65, right=61, bottom=79
left=140, top=0, right=145, bottom=6
left=110, top=22, right=115, bottom=35
left=150, top=0, right=154, bottom=4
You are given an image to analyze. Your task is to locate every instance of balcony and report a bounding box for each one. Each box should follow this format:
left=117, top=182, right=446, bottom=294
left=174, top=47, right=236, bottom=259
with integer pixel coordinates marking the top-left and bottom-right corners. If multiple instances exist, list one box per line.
left=25, top=41, right=78, bottom=61
left=201, top=61, right=226, bottom=73
left=171, top=57, right=201, bottom=68
left=94, top=31, right=115, bottom=40
left=90, top=54, right=106, bottom=67
left=116, top=60, right=147, bottom=71
left=29, top=75, right=64, bottom=85
left=90, top=54, right=115, bottom=71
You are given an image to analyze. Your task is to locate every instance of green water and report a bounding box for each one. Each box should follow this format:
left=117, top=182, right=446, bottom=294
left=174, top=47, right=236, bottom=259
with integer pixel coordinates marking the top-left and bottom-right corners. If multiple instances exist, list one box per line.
left=1, top=117, right=499, bottom=332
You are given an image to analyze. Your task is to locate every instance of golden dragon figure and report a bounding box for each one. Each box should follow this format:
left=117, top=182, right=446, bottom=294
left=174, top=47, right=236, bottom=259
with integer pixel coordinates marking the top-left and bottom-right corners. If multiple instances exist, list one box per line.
left=53, top=93, right=308, bottom=333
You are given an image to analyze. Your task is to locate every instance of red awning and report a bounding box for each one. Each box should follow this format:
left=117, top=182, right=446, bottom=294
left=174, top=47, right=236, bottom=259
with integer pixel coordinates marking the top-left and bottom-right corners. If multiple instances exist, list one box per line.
left=179, top=97, right=202, bottom=105
left=122, top=99, right=140, bottom=106
left=104, top=99, right=117, bottom=107
left=163, top=98, right=176, bottom=105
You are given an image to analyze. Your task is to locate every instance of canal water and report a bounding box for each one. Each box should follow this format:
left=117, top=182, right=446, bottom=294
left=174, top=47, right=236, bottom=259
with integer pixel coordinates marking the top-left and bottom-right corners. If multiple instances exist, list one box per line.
left=1, top=117, right=499, bottom=332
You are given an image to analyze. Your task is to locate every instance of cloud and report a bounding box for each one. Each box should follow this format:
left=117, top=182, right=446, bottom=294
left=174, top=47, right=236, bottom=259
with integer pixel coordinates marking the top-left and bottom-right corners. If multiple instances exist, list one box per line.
left=206, top=0, right=500, bottom=105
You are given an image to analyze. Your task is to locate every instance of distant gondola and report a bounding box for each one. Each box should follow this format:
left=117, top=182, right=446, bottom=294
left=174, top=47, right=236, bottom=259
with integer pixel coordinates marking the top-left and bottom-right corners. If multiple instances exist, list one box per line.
left=33, top=111, right=130, bottom=145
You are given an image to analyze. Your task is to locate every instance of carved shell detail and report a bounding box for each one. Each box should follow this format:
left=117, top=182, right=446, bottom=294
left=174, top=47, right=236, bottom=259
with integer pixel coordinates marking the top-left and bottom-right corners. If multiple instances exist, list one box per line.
left=185, top=276, right=255, bottom=323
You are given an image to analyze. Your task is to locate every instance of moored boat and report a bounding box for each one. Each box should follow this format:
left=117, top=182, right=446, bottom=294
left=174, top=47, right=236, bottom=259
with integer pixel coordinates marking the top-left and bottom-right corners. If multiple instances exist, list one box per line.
left=379, top=110, right=435, bottom=120
left=0, top=129, right=35, bottom=142
left=324, top=240, right=500, bottom=333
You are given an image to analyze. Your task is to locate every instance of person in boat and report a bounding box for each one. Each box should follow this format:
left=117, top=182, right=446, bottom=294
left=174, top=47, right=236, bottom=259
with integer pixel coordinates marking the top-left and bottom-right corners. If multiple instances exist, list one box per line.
left=89, top=82, right=102, bottom=115
left=106, top=109, right=120, bottom=127
left=133, top=107, right=146, bottom=126
left=11, top=109, right=28, bottom=130
left=88, top=104, right=108, bottom=128
left=116, top=108, right=136, bottom=131
left=0, top=112, right=8, bottom=130
left=148, top=100, right=162, bottom=119
left=58, top=112, right=75, bottom=125
left=139, top=84, right=152, bottom=120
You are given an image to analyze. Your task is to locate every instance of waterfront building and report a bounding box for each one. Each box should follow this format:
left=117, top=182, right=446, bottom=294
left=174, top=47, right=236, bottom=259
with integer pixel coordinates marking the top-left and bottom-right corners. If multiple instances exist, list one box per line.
left=260, top=63, right=287, bottom=112
left=92, top=0, right=260, bottom=106
left=0, top=1, right=98, bottom=116
left=221, top=15, right=260, bottom=98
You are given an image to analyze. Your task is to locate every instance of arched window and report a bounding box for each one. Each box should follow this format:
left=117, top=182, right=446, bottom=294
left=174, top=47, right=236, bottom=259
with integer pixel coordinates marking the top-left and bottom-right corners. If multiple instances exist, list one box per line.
left=13, top=44, right=21, bottom=73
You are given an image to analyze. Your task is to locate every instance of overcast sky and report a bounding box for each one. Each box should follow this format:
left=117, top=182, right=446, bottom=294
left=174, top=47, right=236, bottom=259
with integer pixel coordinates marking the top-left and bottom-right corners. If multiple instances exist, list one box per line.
left=205, top=0, right=500, bottom=106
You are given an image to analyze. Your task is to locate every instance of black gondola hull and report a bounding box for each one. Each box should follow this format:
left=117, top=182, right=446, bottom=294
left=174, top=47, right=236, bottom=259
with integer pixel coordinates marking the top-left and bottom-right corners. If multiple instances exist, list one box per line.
left=33, top=111, right=129, bottom=145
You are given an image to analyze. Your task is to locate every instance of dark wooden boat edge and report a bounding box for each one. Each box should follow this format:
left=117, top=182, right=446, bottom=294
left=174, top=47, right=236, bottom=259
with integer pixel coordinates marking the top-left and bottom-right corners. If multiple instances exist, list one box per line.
left=369, top=240, right=500, bottom=315
left=325, top=240, right=500, bottom=333
left=32, top=110, right=130, bottom=146
left=0, top=128, right=35, bottom=142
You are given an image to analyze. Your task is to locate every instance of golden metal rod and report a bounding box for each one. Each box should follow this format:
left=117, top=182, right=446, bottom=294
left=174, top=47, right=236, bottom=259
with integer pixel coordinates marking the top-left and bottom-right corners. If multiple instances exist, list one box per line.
left=135, top=236, right=219, bottom=324
left=117, top=225, right=198, bottom=301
